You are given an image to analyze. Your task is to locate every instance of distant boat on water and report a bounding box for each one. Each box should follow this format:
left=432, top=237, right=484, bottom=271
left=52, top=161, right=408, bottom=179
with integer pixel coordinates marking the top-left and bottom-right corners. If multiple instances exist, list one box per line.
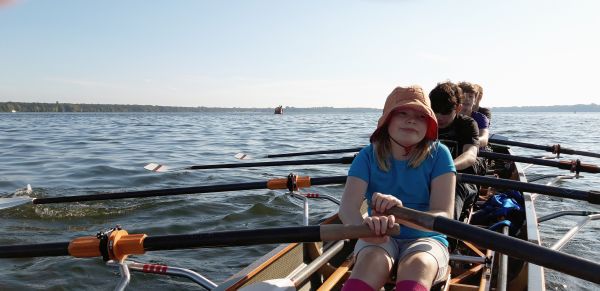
left=11, top=110, right=16, bottom=113
left=274, top=105, right=283, bottom=114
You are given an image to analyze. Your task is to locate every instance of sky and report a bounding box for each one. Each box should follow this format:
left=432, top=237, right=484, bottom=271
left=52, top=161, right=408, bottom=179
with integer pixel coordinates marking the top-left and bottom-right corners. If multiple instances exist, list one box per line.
left=1, top=0, right=599, bottom=108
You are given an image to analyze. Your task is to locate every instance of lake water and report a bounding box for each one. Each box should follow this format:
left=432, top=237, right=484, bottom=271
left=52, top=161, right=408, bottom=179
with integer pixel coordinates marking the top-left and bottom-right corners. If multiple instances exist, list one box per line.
left=0, top=112, right=599, bottom=290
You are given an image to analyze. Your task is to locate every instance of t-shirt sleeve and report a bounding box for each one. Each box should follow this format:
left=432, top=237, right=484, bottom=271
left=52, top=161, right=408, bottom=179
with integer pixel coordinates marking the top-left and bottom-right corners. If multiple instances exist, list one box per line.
left=432, top=143, right=456, bottom=179
left=473, top=112, right=490, bottom=129
left=479, top=107, right=492, bottom=121
left=480, top=114, right=490, bottom=129
left=348, top=146, right=371, bottom=183
left=458, top=116, right=480, bottom=148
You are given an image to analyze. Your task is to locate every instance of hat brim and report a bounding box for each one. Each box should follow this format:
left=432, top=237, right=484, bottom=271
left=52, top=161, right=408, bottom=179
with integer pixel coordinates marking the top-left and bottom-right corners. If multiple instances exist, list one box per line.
left=371, top=103, right=438, bottom=142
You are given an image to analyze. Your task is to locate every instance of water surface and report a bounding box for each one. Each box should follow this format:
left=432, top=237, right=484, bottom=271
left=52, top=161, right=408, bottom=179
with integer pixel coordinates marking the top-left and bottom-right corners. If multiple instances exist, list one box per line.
left=0, top=112, right=598, bottom=290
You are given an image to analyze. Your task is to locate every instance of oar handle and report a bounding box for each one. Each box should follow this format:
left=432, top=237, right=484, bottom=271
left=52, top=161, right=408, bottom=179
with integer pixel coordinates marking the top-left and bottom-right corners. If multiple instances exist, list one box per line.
left=557, top=160, right=600, bottom=173
left=319, top=224, right=400, bottom=241
left=457, top=174, right=600, bottom=204
left=386, top=206, right=600, bottom=284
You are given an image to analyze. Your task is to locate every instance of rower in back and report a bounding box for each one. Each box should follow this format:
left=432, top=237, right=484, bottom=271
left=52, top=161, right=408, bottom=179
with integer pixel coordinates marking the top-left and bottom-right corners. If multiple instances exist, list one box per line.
left=458, top=81, right=490, bottom=148
left=429, top=81, right=483, bottom=221
left=473, top=83, right=491, bottom=122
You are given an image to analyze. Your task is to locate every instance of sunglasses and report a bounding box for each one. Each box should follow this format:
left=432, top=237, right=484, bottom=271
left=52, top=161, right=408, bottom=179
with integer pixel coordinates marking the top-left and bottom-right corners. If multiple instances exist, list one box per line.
left=434, top=107, right=456, bottom=115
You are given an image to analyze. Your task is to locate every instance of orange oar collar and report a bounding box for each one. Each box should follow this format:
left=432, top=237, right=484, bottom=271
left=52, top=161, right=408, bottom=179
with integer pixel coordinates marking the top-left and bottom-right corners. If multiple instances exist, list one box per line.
left=68, top=227, right=146, bottom=262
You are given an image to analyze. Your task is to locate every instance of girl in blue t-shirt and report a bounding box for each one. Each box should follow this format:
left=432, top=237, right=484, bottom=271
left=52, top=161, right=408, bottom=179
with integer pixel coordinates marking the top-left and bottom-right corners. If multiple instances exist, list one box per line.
left=339, top=86, right=456, bottom=291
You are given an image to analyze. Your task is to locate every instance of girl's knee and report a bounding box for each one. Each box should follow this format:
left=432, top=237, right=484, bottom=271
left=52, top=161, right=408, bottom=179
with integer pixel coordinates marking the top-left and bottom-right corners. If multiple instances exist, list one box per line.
left=397, top=252, right=438, bottom=276
left=355, top=246, right=392, bottom=265
left=350, top=247, right=393, bottom=289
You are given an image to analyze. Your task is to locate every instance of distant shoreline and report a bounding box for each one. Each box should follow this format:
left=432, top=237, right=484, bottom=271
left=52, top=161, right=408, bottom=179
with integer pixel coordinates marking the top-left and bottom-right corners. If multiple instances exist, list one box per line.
left=0, top=102, right=380, bottom=113
left=490, top=104, right=599, bottom=112
left=1, top=102, right=598, bottom=112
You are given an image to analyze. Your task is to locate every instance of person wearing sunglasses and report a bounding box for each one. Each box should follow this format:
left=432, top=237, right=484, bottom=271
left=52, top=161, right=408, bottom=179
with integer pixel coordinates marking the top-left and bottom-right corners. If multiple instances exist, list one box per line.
left=429, top=81, right=480, bottom=222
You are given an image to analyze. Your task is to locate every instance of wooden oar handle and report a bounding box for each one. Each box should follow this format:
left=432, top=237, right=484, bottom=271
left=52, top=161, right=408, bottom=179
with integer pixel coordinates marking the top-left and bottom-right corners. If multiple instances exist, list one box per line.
left=319, top=224, right=400, bottom=241
left=558, top=160, right=600, bottom=173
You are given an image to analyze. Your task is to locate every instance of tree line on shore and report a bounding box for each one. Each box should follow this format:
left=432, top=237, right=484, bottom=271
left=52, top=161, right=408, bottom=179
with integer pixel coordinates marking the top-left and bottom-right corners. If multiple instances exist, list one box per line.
left=0, top=102, right=379, bottom=113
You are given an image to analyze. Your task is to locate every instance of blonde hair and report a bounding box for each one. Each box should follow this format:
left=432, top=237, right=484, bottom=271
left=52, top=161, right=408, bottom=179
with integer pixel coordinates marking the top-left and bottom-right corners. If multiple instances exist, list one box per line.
left=371, top=128, right=434, bottom=171
left=473, top=84, right=483, bottom=100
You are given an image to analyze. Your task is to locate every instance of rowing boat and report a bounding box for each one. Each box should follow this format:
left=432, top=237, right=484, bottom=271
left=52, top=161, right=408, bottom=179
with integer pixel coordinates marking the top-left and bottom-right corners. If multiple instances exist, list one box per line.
left=207, top=144, right=536, bottom=290
left=2, top=141, right=598, bottom=290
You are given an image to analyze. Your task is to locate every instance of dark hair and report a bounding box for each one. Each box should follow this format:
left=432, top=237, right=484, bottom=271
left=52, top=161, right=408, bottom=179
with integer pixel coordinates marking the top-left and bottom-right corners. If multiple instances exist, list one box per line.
left=429, top=81, right=463, bottom=114
left=458, top=81, right=477, bottom=95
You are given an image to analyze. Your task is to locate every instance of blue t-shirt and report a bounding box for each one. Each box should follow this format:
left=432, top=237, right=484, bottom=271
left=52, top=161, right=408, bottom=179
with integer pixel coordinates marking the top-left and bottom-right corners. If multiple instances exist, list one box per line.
left=348, top=142, right=456, bottom=246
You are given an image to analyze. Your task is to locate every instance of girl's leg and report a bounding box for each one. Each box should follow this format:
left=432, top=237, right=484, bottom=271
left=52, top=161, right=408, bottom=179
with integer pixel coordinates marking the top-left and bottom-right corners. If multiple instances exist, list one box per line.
left=344, top=246, right=393, bottom=291
left=395, top=251, right=438, bottom=290
left=395, top=238, right=449, bottom=290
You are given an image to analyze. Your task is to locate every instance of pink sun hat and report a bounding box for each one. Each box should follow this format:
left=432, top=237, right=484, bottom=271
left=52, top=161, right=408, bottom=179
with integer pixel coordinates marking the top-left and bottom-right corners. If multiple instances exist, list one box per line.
left=370, top=85, right=438, bottom=142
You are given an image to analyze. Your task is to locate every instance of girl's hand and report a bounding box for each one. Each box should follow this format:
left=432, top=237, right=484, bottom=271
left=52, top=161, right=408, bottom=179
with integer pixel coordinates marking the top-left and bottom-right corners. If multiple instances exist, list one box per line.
left=371, top=192, right=403, bottom=214
left=361, top=214, right=396, bottom=244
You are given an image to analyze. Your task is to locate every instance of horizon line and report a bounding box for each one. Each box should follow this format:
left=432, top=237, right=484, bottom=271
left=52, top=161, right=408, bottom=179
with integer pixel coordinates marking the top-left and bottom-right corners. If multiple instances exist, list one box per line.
left=1, top=101, right=598, bottom=109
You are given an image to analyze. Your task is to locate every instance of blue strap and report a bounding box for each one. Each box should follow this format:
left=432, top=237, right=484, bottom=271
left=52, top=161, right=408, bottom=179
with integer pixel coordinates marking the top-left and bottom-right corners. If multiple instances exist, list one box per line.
left=488, top=220, right=512, bottom=231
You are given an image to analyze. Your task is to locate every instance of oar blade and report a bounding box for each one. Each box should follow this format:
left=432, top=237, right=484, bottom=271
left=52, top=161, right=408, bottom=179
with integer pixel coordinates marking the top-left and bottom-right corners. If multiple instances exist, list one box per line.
left=144, top=163, right=169, bottom=172
left=235, top=153, right=252, bottom=160
left=0, top=197, right=33, bottom=210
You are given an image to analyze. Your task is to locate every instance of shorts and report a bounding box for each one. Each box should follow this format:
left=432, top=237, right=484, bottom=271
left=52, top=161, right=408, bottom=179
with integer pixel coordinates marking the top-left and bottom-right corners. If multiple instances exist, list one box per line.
left=354, top=237, right=450, bottom=284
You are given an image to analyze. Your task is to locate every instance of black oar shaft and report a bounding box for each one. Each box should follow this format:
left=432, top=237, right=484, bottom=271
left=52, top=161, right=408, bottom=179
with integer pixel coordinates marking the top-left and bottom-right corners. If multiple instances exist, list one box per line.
left=31, top=181, right=268, bottom=204
left=458, top=174, right=600, bottom=204
left=387, top=207, right=600, bottom=284
left=560, top=147, right=600, bottom=158
left=311, top=176, right=347, bottom=186
left=267, top=147, right=363, bottom=158
left=0, top=224, right=396, bottom=259
left=489, top=138, right=600, bottom=159
left=143, top=226, right=322, bottom=251
left=490, top=138, right=552, bottom=151
left=0, top=242, right=70, bottom=258
left=30, top=176, right=348, bottom=205
left=189, top=157, right=354, bottom=170
left=478, top=151, right=600, bottom=173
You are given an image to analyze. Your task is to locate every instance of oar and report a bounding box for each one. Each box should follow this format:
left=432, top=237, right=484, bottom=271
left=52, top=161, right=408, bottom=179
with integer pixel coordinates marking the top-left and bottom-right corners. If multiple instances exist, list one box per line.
left=478, top=151, right=600, bottom=174
left=3, top=173, right=597, bottom=211
left=154, top=151, right=600, bottom=174
left=235, top=147, right=364, bottom=160
left=0, top=224, right=400, bottom=259
left=458, top=173, right=600, bottom=204
left=489, top=134, right=600, bottom=159
left=386, top=206, right=600, bottom=284
left=145, top=156, right=355, bottom=172
left=0, top=175, right=347, bottom=210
